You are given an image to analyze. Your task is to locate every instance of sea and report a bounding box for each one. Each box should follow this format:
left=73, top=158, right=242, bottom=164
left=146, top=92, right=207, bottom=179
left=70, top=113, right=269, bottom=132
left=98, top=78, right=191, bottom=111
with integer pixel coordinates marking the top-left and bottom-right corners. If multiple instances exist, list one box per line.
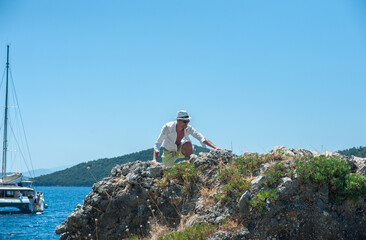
left=0, top=186, right=91, bottom=240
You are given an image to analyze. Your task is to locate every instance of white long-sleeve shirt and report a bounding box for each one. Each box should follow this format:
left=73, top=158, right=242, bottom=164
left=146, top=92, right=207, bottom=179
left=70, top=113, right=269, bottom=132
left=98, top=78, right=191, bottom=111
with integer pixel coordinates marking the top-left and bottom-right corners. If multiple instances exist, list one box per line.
left=154, top=121, right=206, bottom=153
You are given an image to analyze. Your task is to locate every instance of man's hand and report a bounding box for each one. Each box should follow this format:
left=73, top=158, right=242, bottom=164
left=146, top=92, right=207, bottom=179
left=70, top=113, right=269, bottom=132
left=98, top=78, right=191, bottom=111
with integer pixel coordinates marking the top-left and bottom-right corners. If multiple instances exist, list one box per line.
left=150, top=159, right=158, bottom=164
left=203, top=139, right=224, bottom=151
left=214, top=147, right=225, bottom=151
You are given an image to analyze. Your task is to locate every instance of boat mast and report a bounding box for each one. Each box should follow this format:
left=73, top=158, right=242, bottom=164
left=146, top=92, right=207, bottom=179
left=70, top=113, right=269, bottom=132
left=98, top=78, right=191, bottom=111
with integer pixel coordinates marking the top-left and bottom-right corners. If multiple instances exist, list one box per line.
left=2, top=45, right=10, bottom=179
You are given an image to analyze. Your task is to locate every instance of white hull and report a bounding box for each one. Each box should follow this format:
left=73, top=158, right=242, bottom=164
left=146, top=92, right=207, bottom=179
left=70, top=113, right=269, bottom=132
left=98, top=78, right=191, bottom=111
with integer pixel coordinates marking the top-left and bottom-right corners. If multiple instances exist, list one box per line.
left=0, top=184, right=44, bottom=213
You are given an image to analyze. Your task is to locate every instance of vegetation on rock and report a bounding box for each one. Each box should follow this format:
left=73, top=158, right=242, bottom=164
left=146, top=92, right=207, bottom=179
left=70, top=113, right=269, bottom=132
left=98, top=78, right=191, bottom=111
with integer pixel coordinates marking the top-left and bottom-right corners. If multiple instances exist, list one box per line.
left=295, top=155, right=351, bottom=185
left=263, top=161, right=287, bottom=187
left=158, top=223, right=216, bottom=240
left=158, top=161, right=200, bottom=195
left=56, top=147, right=366, bottom=240
left=250, top=189, right=279, bottom=213
left=215, top=155, right=251, bottom=202
left=343, top=174, right=366, bottom=201
left=295, top=155, right=366, bottom=202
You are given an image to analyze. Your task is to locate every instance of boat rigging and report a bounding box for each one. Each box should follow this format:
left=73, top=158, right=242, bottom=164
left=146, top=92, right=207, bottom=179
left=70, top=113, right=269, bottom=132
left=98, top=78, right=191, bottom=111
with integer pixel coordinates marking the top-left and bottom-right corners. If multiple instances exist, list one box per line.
left=0, top=45, right=44, bottom=213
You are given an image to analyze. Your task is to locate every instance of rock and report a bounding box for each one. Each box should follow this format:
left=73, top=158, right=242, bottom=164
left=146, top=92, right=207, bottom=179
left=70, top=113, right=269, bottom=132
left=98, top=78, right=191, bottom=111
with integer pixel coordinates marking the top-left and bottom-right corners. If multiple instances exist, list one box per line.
left=125, top=172, right=140, bottom=184
left=254, top=162, right=271, bottom=176
left=56, top=148, right=366, bottom=240
left=250, top=176, right=267, bottom=191
left=193, top=158, right=207, bottom=168
left=359, top=166, right=366, bottom=175
left=214, top=215, right=226, bottom=224
left=271, top=145, right=286, bottom=153
left=244, top=152, right=257, bottom=157
left=310, top=150, right=322, bottom=157
left=236, top=228, right=250, bottom=238
left=189, top=154, right=198, bottom=162
left=351, top=156, right=366, bottom=175
left=208, top=231, right=234, bottom=240
left=271, top=145, right=295, bottom=157
left=142, top=164, right=163, bottom=178
left=238, top=190, right=251, bottom=213
left=296, top=148, right=314, bottom=157
left=121, top=164, right=131, bottom=176
left=110, top=165, right=121, bottom=177
left=324, top=151, right=342, bottom=158
left=277, top=177, right=297, bottom=199
left=278, top=177, right=292, bottom=186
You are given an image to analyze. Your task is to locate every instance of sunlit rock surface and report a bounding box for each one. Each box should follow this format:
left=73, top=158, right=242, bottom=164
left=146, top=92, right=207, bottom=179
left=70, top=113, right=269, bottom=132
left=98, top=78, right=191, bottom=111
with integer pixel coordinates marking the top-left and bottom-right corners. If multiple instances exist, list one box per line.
left=56, top=147, right=366, bottom=240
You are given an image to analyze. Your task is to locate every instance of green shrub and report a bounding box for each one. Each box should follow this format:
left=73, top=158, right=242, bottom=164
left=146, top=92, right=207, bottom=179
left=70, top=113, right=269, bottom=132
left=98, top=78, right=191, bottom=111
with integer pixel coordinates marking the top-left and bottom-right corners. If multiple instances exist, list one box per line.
left=124, top=236, right=138, bottom=240
left=221, top=176, right=250, bottom=202
left=158, top=223, right=216, bottom=240
left=341, top=174, right=366, bottom=201
left=295, top=155, right=366, bottom=203
left=239, top=154, right=263, bottom=173
left=216, top=156, right=251, bottom=202
left=250, top=189, right=279, bottom=213
left=295, top=155, right=350, bottom=185
left=264, top=162, right=286, bottom=187
left=159, top=161, right=200, bottom=195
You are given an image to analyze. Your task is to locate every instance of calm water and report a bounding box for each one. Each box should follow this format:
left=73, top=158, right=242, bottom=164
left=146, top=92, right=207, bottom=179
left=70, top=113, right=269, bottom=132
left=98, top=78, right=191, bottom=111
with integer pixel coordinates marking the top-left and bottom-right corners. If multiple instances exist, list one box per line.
left=0, top=186, right=91, bottom=240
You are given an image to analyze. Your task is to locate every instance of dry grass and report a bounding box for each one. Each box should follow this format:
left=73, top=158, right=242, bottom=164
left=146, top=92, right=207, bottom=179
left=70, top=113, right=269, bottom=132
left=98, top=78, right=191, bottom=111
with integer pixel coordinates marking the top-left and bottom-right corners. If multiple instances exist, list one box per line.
left=121, top=184, right=131, bottom=195
left=177, top=213, right=201, bottom=231
left=219, top=217, right=244, bottom=233
left=148, top=214, right=200, bottom=240
left=200, top=187, right=218, bottom=207
left=149, top=221, right=170, bottom=240
left=114, top=175, right=126, bottom=186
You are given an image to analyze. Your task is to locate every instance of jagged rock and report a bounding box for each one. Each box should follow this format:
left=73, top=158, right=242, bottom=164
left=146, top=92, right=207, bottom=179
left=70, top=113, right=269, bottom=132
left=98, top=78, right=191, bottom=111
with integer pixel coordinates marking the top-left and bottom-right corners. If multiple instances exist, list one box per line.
left=271, top=145, right=286, bottom=153
left=277, top=177, right=298, bottom=199
left=359, top=166, right=366, bottom=175
left=250, top=175, right=267, bottom=192
left=272, top=145, right=316, bottom=158
left=125, top=172, right=140, bottom=184
left=272, top=145, right=295, bottom=156
left=296, top=148, right=314, bottom=157
left=254, top=162, right=271, bottom=176
left=244, top=152, right=256, bottom=156
left=351, top=156, right=366, bottom=175
left=310, top=150, right=322, bottom=157
left=238, top=190, right=251, bottom=213
left=208, top=231, right=234, bottom=240
left=56, top=147, right=366, bottom=240
left=325, top=151, right=342, bottom=158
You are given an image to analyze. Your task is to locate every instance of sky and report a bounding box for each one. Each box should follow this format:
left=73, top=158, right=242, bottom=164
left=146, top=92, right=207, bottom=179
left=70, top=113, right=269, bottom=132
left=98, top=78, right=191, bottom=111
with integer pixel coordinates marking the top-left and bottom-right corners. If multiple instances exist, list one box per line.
left=0, top=0, right=365, bottom=171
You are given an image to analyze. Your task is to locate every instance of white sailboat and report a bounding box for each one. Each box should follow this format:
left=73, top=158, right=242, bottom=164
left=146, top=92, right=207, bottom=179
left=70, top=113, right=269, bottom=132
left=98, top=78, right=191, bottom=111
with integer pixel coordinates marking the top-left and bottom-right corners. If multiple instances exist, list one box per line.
left=0, top=45, right=44, bottom=213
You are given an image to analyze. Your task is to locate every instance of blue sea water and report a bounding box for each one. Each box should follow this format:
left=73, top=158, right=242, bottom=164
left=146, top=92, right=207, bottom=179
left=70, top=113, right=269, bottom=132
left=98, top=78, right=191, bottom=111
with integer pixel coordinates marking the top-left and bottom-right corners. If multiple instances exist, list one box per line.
left=0, top=186, right=91, bottom=240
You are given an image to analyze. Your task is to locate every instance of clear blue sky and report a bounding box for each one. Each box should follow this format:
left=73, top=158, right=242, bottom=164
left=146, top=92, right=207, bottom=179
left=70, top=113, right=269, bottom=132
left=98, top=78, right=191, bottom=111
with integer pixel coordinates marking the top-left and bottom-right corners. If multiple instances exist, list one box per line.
left=0, top=0, right=365, bottom=170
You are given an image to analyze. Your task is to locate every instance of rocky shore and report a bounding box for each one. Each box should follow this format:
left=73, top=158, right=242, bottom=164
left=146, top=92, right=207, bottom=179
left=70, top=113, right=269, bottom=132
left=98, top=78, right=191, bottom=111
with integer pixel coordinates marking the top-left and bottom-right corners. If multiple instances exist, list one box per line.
left=56, top=146, right=366, bottom=240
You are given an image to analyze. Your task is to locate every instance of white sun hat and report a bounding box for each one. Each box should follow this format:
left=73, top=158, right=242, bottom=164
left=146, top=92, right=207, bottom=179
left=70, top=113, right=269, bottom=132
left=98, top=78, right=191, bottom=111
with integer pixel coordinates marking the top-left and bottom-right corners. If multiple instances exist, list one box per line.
left=176, top=110, right=192, bottom=120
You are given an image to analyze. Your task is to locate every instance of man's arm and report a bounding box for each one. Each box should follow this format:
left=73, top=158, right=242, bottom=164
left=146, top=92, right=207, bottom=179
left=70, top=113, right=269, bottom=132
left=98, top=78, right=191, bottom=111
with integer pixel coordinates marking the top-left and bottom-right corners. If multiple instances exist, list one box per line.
left=189, top=126, right=224, bottom=150
left=203, top=139, right=224, bottom=151
left=152, top=124, right=167, bottom=163
left=152, top=150, right=160, bottom=162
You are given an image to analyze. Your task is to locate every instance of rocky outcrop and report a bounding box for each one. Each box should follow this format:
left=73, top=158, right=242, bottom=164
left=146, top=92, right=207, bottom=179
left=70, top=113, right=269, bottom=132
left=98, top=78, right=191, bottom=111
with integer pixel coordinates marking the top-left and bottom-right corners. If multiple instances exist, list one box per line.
left=56, top=147, right=366, bottom=240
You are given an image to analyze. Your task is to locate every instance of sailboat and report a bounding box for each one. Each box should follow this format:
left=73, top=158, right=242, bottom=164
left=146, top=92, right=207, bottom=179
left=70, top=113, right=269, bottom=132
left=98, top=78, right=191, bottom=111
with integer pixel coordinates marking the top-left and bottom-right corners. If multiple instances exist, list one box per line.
left=0, top=45, right=44, bottom=213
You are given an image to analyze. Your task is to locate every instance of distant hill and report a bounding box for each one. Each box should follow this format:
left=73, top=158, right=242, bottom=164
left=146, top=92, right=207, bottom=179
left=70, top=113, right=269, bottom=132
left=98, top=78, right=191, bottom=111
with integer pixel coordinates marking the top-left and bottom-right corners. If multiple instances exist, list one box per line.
left=22, top=165, right=71, bottom=178
left=33, top=146, right=210, bottom=186
left=338, top=146, right=366, bottom=158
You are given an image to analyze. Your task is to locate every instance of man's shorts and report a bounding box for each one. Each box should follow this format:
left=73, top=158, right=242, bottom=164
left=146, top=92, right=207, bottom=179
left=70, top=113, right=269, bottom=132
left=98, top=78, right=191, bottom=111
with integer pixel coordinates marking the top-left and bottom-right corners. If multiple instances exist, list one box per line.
left=161, top=145, right=185, bottom=167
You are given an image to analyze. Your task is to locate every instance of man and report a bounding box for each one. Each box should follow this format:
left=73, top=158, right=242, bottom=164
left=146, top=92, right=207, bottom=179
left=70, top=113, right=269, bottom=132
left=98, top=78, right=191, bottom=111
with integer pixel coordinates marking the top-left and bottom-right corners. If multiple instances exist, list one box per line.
left=151, top=110, right=223, bottom=167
